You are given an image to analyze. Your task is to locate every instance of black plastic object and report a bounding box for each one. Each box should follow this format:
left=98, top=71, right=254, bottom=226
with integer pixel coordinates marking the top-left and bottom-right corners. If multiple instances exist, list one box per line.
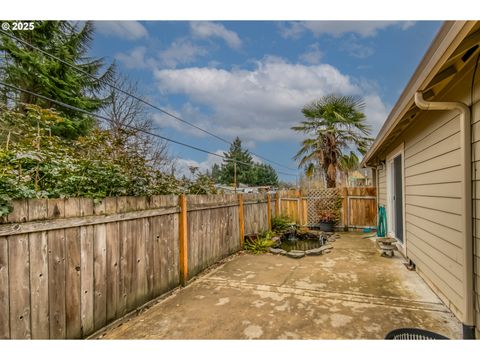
left=462, top=324, right=476, bottom=339
left=385, top=328, right=449, bottom=340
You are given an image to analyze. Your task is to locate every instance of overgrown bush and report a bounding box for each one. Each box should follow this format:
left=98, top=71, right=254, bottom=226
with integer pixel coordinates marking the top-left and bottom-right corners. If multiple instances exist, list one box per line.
left=0, top=105, right=217, bottom=216
left=271, top=215, right=295, bottom=233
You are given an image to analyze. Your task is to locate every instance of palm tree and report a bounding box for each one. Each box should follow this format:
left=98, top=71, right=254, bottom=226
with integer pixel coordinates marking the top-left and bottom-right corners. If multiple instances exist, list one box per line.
left=339, top=151, right=360, bottom=186
left=292, top=95, right=372, bottom=188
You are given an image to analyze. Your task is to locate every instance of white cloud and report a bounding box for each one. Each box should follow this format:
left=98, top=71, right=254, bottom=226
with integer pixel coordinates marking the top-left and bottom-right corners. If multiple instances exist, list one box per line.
left=363, top=94, right=390, bottom=137
left=400, top=21, right=416, bottom=30
left=175, top=150, right=224, bottom=178
left=152, top=102, right=214, bottom=139
left=278, top=22, right=306, bottom=39
left=280, top=21, right=415, bottom=38
left=153, top=56, right=388, bottom=142
left=190, top=21, right=242, bottom=49
left=116, top=46, right=151, bottom=69
left=299, top=43, right=323, bottom=64
left=340, top=37, right=375, bottom=59
left=159, top=39, right=208, bottom=68
left=116, top=39, right=208, bottom=70
left=95, top=21, right=148, bottom=40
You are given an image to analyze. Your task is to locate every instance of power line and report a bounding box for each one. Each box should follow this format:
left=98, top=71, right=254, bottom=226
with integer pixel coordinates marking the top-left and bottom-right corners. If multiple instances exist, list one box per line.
left=0, top=29, right=298, bottom=172
left=0, top=81, right=298, bottom=178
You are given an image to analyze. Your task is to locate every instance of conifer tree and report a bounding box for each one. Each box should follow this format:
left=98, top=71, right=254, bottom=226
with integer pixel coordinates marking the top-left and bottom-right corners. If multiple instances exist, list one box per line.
left=0, top=21, right=115, bottom=138
left=213, top=137, right=279, bottom=186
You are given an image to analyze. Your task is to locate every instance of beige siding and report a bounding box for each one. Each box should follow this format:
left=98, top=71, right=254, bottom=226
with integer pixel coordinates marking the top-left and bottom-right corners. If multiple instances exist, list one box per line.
left=378, top=166, right=387, bottom=207
left=376, top=58, right=480, bottom=329
left=402, top=107, right=464, bottom=320
left=379, top=62, right=480, bottom=323
left=471, top=81, right=480, bottom=339
left=372, top=40, right=480, bottom=337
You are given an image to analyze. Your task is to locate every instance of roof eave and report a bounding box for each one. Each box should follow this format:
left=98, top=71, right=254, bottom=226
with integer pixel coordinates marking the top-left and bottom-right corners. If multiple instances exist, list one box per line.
left=361, top=21, right=476, bottom=168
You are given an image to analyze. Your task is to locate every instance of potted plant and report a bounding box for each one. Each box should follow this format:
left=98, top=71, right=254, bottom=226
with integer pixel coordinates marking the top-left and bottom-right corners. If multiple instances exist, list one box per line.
left=318, top=209, right=339, bottom=232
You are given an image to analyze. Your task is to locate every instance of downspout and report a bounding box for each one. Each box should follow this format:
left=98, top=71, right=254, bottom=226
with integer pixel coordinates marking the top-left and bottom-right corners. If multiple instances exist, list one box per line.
left=414, top=91, right=475, bottom=339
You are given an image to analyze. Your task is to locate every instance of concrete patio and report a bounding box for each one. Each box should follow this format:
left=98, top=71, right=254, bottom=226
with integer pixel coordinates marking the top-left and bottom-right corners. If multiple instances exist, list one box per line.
left=95, top=232, right=462, bottom=339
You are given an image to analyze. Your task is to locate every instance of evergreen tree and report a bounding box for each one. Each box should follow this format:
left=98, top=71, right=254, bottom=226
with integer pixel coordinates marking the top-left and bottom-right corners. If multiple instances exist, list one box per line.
left=211, top=163, right=221, bottom=182
left=251, top=163, right=279, bottom=186
left=214, top=137, right=279, bottom=186
left=217, top=137, right=254, bottom=186
left=0, top=21, right=115, bottom=138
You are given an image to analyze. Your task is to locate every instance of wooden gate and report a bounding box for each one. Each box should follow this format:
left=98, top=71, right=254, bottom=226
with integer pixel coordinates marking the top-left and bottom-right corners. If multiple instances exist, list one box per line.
left=339, top=187, right=377, bottom=229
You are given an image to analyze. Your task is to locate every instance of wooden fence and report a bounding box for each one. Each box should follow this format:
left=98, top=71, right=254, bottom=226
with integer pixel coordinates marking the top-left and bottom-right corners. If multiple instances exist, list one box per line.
left=278, top=187, right=377, bottom=229
left=0, top=193, right=274, bottom=339
left=0, top=188, right=375, bottom=339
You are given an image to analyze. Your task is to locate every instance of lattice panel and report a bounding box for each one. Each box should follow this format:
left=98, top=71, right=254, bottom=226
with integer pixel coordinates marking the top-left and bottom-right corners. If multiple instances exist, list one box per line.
left=306, top=188, right=339, bottom=226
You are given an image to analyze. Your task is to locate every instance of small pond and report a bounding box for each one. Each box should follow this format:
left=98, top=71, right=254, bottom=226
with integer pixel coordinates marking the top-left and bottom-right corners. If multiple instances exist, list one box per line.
left=275, top=229, right=327, bottom=252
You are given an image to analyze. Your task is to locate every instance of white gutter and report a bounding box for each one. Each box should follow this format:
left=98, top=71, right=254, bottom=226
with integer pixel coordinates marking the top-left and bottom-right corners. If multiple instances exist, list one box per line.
left=414, top=91, right=475, bottom=338
left=362, top=21, right=476, bottom=167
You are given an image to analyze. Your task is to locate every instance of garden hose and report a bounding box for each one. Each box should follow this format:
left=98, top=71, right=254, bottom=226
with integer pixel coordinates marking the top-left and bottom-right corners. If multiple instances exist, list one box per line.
left=377, top=205, right=387, bottom=237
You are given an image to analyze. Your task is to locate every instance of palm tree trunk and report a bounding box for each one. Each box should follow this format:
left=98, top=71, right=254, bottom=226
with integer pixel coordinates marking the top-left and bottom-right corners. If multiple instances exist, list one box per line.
left=324, top=165, right=336, bottom=188
left=327, top=175, right=336, bottom=188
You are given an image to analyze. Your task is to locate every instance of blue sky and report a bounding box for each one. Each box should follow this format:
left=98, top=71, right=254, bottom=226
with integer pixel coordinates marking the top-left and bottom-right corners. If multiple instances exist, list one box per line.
left=88, top=21, right=441, bottom=181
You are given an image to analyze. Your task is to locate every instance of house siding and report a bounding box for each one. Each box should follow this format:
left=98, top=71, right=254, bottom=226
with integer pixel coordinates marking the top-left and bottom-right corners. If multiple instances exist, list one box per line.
left=403, top=108, right=464, bottom=319
left=378, top=166, right=387, bottom=207
left=471, top=82, right=480, bottom=339
left=375, top=60, right=480, bottom=328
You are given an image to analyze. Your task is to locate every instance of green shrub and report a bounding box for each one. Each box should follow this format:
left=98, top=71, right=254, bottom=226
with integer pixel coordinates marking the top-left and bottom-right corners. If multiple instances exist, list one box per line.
left=271, top=215, right=295, bottom=233
left=244, top=238, right=275, bottom=254
left=244, top=232, right=275, bottom=254
left=0, top=105, right=217, bottom=216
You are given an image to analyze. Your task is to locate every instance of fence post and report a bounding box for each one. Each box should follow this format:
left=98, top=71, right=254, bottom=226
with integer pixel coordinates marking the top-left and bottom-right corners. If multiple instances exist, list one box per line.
left=238, top=194, right=245, bottom=248
left=266, top=193, right=272, bottom=230
left=179, top=194, right=189, bottom=286
left=275, top=192, right=280, bottom=217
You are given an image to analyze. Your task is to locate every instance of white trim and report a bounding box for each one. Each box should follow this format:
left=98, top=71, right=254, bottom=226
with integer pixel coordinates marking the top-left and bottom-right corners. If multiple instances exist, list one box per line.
left=386, top=143, right=406, bottom=257
left=361, top=21, right=476, bottom=167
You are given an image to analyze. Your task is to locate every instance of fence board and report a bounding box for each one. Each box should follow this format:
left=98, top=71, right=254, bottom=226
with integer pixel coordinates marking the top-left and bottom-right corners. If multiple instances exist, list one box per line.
left=7, top=200, right=30, bottom=339
left=134, top=198, right=147, bottom=308
left=28, top=199, right=49, bottom=339
left=170, top=213, right=180, bottom=287
left=0, top=236, right=9, bottom=339
left=116, top=197, right=128, bottom=317
left=134, top=217, right=146, bottom=308
left=47, top=199, right=66, bottom=339
left=152, top=215, right=163, bottom=297
left=125, top=219, right=136, bottom=313
left=9, top=234, right=31, bottom=339
left=145, top=216, right=154, bottom=301
left=80, top=198, right=94, bottom=337
left=93, top=206, right=107, bottom=331
left=64, top=198, right=81, bottom=339
left=105, top=197, right=119, bottom=323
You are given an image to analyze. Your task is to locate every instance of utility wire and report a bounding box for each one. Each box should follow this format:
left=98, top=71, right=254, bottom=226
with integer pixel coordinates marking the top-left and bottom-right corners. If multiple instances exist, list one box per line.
left=0, top=29, right=298, bottom=172
left=0, top=81, right=298, bottom=178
